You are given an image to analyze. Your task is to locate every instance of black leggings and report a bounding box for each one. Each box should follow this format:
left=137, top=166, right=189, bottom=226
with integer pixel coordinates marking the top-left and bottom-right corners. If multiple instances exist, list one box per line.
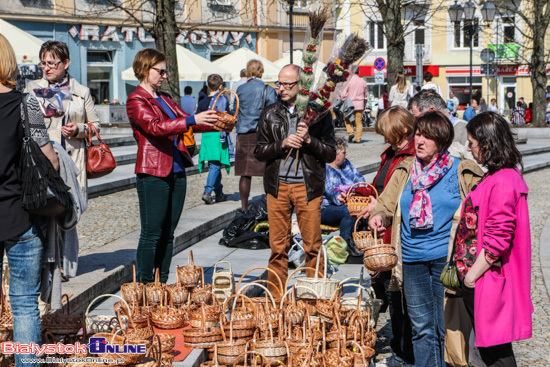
left=461, top=284, right=517, bottom=367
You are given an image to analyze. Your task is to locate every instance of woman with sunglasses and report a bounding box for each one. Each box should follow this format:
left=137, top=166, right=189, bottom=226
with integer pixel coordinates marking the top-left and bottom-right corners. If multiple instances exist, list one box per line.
left=126, top=48, right=218, bottom=284
left=27, top=41, right=100, bottom=198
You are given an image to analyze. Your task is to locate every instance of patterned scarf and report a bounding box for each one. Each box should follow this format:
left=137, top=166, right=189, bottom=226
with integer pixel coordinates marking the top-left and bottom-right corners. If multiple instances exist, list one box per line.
left=409, top=150, right=454, bottom=229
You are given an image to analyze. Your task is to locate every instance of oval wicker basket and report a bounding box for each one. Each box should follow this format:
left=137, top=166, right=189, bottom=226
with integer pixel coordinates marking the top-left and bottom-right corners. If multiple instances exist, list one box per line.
left=362, top=229, right=397, bottom=272
left=216, top=320, right=249, bottom=365
left=212, top=90, right=239, bottom=133
left=151, top=292, right=187, bottom=330
left=121, top=264, right=144, bottom=304
left=294, top=246, right=340, bottom=300
left=189, top=292, right=221, bottom=328
left=177, top=250, right=202, bottom=288
left=145, top=269, right=165, bottom=306
left=345, top=182, right=377, bottom=217
left=41, top=294, right=83, bottom=335
left=352, top=218, right=374, bottom=252
left=182, top=306, right=223, bottom=349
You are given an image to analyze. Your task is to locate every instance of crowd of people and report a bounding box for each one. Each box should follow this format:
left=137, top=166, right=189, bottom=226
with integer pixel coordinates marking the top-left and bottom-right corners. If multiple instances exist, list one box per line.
left=0, top=31, right=536, bottom=367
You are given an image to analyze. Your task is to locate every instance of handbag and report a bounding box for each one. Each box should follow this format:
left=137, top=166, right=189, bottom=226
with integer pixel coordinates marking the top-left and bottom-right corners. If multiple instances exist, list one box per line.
left=86, top=123, right=117, bottom=179
left=440, top=239, right=461, bottom=292
left=19, top=93, right=72, bottom=217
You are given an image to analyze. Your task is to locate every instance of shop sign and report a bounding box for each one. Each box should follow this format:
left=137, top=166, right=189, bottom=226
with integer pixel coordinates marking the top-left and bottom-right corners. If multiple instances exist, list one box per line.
left=446, top=65, right=550, bottom=77
left=68, top=25, right=253, bottom=46
left=487, top=44, right=521, bottom=59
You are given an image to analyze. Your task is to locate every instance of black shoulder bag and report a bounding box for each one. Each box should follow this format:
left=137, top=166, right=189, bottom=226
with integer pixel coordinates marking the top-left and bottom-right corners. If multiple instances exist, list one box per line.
left=19, top=94, right=72, bottom=217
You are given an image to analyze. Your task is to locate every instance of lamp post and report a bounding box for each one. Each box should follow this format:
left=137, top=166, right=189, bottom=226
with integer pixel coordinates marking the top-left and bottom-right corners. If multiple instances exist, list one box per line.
left=448, top=0, right=496, bottom=104
left=287, top=0, right=295, bottom=64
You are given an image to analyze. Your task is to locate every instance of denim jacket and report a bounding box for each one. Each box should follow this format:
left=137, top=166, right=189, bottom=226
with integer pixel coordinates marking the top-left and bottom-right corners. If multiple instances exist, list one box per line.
left=235, top=78, right=277, bottom=134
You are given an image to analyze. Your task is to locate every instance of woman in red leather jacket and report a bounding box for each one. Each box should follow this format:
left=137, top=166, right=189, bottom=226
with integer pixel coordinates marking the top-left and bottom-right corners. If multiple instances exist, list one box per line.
left=126, top=48, right=218, bottom=284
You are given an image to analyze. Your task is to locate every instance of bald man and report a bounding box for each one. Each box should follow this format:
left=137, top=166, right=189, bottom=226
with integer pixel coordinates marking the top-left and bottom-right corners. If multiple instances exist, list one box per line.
left=254, top=64, right=336, bottom=295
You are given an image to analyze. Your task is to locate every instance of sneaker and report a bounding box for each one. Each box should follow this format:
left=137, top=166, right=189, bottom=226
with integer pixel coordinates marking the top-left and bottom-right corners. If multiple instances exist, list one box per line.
left=348, top=134, right=354, bottom=143
left=215, top=193, right=228, bottom=203
left=202, top=193, right=214, bottom=205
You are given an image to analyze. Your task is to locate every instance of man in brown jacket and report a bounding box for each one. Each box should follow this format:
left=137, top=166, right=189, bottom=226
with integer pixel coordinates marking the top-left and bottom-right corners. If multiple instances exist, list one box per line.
left=254, top=64, right=336, bottom=296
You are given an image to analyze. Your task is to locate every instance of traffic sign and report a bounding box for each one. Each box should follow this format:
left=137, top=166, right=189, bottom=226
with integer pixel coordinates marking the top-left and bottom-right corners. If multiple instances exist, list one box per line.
left=481, top=64, right=495, bottom=75
left=480, top=48, right=495, bottom=63
left=374, top=70, right=385, bottom=85
left=374, top=58, right=386, bottom=71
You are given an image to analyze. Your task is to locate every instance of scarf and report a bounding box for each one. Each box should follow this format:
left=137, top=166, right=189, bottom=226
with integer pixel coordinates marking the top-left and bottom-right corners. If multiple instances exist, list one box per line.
left=409, top=150, right=454, bottom=229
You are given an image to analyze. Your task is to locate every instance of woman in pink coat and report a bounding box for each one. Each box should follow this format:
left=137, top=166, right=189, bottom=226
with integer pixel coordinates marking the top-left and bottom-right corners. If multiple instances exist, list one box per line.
left=453, top=111, right=533, bottom=366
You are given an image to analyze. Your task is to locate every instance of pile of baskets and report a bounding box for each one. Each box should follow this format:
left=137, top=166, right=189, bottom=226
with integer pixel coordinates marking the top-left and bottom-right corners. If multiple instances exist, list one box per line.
left=347, top=182, right=398, bottom=272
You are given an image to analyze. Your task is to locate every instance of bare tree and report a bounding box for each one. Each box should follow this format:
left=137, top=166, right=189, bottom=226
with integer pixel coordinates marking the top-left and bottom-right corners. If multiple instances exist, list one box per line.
left=359, top=0, right=444, bottom=90
left=492, top=0, right=550, bottom=126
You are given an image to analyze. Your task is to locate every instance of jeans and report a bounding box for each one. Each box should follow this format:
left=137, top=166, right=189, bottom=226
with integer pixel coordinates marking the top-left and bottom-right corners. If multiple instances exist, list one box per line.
left=204, top=161, right=223, bottom=196
left=1, top=225, right=43, bottom=367
left=462, top=284, right=517, bottom=367
left=320, top=205, right=355, bottom=241
left=402, top=256, right=446, bottom=367
left=136, top=172, right=186, bottom=284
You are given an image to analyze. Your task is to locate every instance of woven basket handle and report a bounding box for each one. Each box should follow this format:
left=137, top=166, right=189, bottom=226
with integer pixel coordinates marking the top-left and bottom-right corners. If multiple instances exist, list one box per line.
left=250, top=279, right=281, bottom=300
left=211, top=89, right=239, bottom=117
left=237, top=283, right=276, bottom=309
left=213, top=260, right=233, bottom=274
left=61, top=294, right=71, bottom=316
left=85, top=293, right=130, bottom=323
left=86, top=123, right=103, bottom=147
left=154, top=268, right=160, bottom=285
left=345, top=182, right=378, bottom=201
left=313, top=245, right=329, bottom=279
left=232, top=351, right=268, bottom=367
left=279, top=286, right=320, bottom=309
left=187, top=250, right=195, bottom=267
left=132, top=263, right=137, bottom=284
left=236, top=266, right=283, bottom=296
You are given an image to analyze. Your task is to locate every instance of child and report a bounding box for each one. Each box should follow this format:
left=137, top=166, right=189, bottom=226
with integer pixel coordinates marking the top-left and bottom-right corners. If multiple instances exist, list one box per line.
left=525, top=102, right=533, bottom=125
left=196, top=74, right=231, bottom=204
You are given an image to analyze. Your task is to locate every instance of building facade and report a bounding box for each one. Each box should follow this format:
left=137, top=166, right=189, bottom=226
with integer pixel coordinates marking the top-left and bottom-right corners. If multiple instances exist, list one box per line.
left=337, top=0, right=550, bottom=114
left=1, top=0, right=338, bottom=102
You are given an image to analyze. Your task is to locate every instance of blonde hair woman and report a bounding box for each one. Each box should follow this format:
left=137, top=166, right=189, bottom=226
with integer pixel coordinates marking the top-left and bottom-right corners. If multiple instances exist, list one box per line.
left=0, top=33, right=58, bottom=367
left=389, top=72, right=413, bottom=108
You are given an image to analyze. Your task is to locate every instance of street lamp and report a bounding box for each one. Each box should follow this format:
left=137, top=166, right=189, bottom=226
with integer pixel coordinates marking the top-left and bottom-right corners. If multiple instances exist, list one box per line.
left=287, top=0, right=295, bottom=64
left=448, top=0, right=496, bottom=104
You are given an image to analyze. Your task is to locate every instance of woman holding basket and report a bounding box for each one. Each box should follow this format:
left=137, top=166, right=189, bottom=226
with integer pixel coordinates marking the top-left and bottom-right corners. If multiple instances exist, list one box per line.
left=369, top=111, right=483, bottom=367
left=126, top=48, right=218, bottom=284
left=453, top=112, right=532, bottom=366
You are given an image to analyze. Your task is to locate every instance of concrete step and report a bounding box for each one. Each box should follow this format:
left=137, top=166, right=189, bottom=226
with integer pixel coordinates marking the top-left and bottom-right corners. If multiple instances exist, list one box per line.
left=523, top=152, right=550, bottom=173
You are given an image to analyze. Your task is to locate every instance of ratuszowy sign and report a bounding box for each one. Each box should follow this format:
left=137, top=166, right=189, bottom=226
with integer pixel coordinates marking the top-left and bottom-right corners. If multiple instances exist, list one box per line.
left=68, top=25, right=253, bottom=46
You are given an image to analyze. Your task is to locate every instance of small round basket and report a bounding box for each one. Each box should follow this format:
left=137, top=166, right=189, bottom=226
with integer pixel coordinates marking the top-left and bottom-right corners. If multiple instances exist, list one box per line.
left=121, top=264, right=144, bottom=304
left=362, top=229, right=397, bottom=272
left=151, top=292, right=187, bottom=330
left=352, top=218, right=375, bottom=252
left=345, top=182, right=377, bottom=217
left=145, top=269, right=165, bottom=306
left=177, top=250, right=202, bottom=288
left=212, top=90, right=239, bottom=133
left=41, top=294, right=83, bottom=335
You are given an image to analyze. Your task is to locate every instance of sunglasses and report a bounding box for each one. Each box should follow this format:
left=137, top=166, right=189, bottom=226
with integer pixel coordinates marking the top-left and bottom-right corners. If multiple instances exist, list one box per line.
left=151, top=67, right=168, bottom=76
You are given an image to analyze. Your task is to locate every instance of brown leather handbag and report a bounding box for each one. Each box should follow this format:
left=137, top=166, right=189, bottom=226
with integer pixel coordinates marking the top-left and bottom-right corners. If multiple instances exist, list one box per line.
left=86, top=123, right=117, bottom=179
left=212, top=89, right=239, bottom=133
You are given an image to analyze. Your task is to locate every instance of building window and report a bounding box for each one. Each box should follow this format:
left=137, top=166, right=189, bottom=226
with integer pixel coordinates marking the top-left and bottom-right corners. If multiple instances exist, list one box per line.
left=448, top=76, right=483, bottom=107
left=367, top=21, right=385, bottom=50
left=502, top=17, right=515, bottom=43
left=453, top=19, right=479, bottom=48
left=414, top=21, right=425, bottom=45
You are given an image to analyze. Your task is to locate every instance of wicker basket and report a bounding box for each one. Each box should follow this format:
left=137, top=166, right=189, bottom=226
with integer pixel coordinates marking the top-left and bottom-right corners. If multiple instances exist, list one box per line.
left=145, top=269, right=165, bottom=306
left=212, top=90, right=239, bottom=133
left=192, top=268, right=214, bottom=304
left=362, top=229, right=397, bottom=272
left=346, top=341, right=373, bottom=367
left=85, top=294, right=129, bottom=335
left=115, top=297, right=151, bottom=329
left=216, top=320, right=249, bottom=365
left=213, top=261, right=235, bottom=293
left=295, top=246, right=340, bottom=300
left=189, top=292, right=221, bottom=328
left=253, top=326, right=287, bottom=366
left=182, top=306, right=223, bottom=349
left=338, top=273, right=382, bottom=329
left=42, top=294, right=84, bottom=335
left=316, top=287, right=349, bottom=323
left=235, top=267, right=284, bottom=300
left=279, top=286, right=305, bottom=326
left=133, top=334, right=162, bottom=367
left=177, top=250, right=202, bottom=288
left=200, top=345, right=228, bottom=367
left=166, top=275, right=189, bottom=308
left=151, top=292, right=187, bottom=329
left=121, top=264, right=144, bottom=304
left=0, top=278, right=13, bottom=335
left=223, top=294, right=257, bottom=331
left=345, top=182, right=377, bottom=217
left=352, top=218, right=374, bottom=253
left=157, top=333, right=176, bottom=353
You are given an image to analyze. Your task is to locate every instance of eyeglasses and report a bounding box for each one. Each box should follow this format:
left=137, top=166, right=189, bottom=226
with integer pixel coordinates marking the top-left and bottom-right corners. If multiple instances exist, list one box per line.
left=275, top=81, right=299, bottom=90
left=151, top=67, right=168, bottom=76
left=38, top=60, right=63, bottom=69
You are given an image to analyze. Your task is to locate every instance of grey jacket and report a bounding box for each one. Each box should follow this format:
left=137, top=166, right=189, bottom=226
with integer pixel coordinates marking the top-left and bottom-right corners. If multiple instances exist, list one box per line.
left=235, top=78, right=277, bottom=134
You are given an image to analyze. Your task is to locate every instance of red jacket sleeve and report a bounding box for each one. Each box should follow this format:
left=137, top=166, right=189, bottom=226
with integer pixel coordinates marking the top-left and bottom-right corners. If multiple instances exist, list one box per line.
left=126, top=93, right=189, bottom=137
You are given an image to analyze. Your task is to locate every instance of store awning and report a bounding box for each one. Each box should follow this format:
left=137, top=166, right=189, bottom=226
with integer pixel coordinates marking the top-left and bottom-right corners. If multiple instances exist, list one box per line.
left=0, top=19, right=44, bottom=64
left=213, top=47, right=280, bottom=82
left=273, top=50, right=327, bottom=80
left=121, top=45, right=231, bottom=81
